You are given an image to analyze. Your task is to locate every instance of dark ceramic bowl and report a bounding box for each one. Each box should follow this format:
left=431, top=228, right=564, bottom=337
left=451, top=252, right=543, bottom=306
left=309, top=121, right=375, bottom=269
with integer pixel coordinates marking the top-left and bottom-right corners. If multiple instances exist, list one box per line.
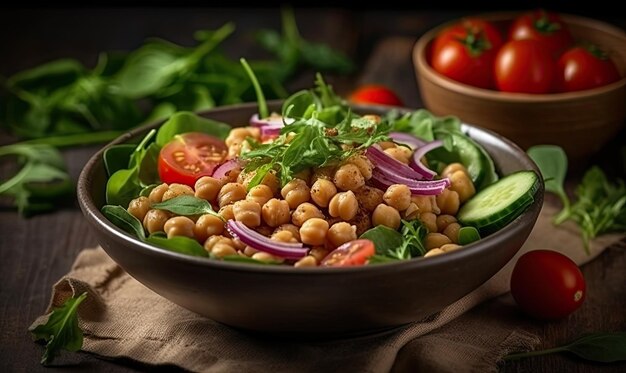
left=77, top=102, right=543, bottom=337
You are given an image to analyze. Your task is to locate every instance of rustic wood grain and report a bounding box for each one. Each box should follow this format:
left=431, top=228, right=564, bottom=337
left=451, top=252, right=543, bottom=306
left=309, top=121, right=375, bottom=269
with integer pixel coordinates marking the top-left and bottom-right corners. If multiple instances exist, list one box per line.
left=1, top=8, right=625, bottom=373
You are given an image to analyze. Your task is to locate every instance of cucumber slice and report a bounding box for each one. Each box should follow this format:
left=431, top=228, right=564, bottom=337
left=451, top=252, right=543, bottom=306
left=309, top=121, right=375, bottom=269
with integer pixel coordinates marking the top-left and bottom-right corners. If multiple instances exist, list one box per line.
left=457, top=170, right=539, bottom=234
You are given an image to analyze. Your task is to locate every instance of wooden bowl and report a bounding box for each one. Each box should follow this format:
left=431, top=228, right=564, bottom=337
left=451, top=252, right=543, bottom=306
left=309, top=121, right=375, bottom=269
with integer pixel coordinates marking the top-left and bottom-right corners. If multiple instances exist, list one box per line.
left=413, top=13, right=626, bottom=161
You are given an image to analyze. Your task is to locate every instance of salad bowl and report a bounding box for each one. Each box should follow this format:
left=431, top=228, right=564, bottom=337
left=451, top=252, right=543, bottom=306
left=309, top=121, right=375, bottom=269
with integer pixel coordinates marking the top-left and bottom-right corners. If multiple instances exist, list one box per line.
left=77, top=101, right=543, bottom=336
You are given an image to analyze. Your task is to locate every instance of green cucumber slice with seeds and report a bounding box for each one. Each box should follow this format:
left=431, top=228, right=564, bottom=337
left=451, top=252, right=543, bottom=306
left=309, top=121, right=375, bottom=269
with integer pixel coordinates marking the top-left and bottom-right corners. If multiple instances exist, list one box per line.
left=457, top=170, right=539, bottom=234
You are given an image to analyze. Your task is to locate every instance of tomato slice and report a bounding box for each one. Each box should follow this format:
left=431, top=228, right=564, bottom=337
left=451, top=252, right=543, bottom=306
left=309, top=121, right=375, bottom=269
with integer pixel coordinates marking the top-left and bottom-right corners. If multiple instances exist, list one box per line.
left=321, top=239, right=376, bottom=267
left=158, top=132, right=228, bottom=187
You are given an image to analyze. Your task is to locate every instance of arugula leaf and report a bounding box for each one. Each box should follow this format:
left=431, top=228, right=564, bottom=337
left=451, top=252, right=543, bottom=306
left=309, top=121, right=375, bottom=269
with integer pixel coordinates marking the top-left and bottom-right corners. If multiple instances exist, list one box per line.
left=30, top=292, right=87, bottom=365
left=505, top=332, right=626, bottom=363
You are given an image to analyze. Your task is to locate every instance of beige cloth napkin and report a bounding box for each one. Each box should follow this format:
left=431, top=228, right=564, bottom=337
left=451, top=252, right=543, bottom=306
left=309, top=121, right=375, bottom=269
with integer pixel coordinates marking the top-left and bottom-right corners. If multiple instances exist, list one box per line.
left=31, top=201, right=625, bottom=372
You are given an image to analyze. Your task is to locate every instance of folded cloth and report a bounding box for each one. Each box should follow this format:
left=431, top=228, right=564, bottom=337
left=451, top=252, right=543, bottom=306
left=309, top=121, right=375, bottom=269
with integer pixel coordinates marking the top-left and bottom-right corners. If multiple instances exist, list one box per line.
left=30, top=202, right=624, bottom=372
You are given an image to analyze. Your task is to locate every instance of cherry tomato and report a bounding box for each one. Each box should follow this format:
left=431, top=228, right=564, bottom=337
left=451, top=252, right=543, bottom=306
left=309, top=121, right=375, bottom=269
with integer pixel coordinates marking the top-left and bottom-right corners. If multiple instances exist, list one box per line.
left=158, top=132, right=228, bottom=187
left=556, top=45, right=621, bottom=92
left=321, top=239, right=376, bottom=267
left=432, top=18, right=503, bottom=56
left=349, top=85, right=404, bottom=106
left=494, top=39, right=556, bottom=93
left=509, top=10, right=574, bottom=56
left=430, top=19, right=502, bottom=89
left=510, top=250, right=586, bottom=320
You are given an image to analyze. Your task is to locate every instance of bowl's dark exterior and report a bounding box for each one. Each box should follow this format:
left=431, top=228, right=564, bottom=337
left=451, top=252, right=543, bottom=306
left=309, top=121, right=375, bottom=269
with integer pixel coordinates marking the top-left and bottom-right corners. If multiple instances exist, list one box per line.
left=77, top=102, right=543, bottom=336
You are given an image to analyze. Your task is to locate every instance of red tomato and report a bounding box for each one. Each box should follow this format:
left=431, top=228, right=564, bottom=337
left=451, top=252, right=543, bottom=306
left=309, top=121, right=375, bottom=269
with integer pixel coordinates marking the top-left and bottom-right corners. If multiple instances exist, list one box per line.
left=494, top=40, right=556, bottom=93
left=509, top=10, right=574, bottom=56
left=349, top=85, right=404, bottom=106
left=556, top=45, right=621, bottom=92
left=321, top=239, right=376, bottom=267
left=432, top=18, right=503, bottom=56
left=158, top=132, right=228, bottom=187
left=510, top=250, right=586, bottom=320
left=430, top=19, right=502, bottom=89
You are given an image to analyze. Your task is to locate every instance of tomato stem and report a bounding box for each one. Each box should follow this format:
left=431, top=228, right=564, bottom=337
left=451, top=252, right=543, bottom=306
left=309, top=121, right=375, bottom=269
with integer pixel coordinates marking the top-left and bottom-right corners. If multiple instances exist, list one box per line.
left=457, top=31, right=492, bottom=57
left=534, top=10, right=561, bottom=34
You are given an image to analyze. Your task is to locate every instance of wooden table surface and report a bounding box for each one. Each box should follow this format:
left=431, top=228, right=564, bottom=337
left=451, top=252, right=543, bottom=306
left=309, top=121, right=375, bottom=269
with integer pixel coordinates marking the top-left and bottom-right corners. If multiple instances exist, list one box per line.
left=1, top=7, right=625, bottom=373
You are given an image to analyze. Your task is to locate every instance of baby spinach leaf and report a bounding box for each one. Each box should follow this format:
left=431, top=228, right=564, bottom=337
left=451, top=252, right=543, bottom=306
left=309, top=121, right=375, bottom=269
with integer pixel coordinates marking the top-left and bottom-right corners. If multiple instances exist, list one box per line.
left=29, top=292, right=87, bottom=365
left=155, top=111, right=231, bottom=146
left=458, top=226, right=481, bottom=245
left=139, top=184, right=158, bottom=197
left=360, top=226, right=404, bottom=255
left=151, top=195, right=221, bottom=218
left=101, top=205, right=146, bottom=240
left=146, top=234, right=208, bottom=257
left=103, top=144, right=135, bottom=177
left=137, top=143, right=160, bottom=186
left=105, top=168, right=141, bottom=207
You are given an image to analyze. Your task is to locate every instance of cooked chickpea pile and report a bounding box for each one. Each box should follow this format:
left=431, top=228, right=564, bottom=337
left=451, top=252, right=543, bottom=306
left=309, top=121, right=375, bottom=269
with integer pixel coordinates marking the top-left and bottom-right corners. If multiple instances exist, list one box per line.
left=126, top=125, right=478, bottom=266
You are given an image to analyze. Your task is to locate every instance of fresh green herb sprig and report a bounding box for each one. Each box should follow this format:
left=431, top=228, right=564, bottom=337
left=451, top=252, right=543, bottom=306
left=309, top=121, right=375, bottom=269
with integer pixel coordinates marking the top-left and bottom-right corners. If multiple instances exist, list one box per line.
left=29, top=292, right=87, bottom=365
left=528, top=145, right=626, bottom=253
left=362, top=220, right=428, bottom=263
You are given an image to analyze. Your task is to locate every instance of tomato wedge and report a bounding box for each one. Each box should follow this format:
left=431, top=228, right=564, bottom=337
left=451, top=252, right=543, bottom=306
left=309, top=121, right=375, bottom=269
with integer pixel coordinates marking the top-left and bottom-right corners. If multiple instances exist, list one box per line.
left=158, top=132, right=228, bottom=187
left=321, top=239, right=376, bottom=267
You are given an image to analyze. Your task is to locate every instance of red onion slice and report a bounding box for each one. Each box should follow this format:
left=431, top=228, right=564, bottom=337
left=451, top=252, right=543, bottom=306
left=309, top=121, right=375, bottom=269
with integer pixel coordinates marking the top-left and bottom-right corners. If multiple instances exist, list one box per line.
left=389, top=132, right=427, bottom=150
left=371, top=168, right=450, bottom=195
left=226, top=220, right=307, bottom=259
left=260, top=124, right=283, bottom=139
left=212, top=158, right=241, bottom=180
left=409, top=140, right=444, bottom=180
left=365, top=146, right=424, bottom=180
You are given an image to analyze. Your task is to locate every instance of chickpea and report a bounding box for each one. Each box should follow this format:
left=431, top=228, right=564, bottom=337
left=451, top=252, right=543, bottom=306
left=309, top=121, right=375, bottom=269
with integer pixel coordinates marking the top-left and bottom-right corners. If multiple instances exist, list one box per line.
left=232, top=200, right=261, bottom=228
left=274, top=224, right=301, bottom=241
left=281, top=179, right=310, bottom=209
left=299, top=218, right=329, bottom=246
left=448, top=170, right=476, bottom=203
left=425, top=233, right=452, bottom=251
left=220, top=166, right=242, bottom=183
left=346, top=154, right=373, bottom=180
left=311, top=166, right=336, bottom=183
left=218, top=204, right=235, bottom=221
left=441, top=243, right=462, bottom=253
left=195, top=176, right=223, bottom=202
left=193, top=214, right=224, bottom=243
left=349, top=208, right=372, bottom=236
left=419, top=212, right=438, bottom=233
left=218, top=182, right=247, bottom=208
left=162, top=183, right=194, bottom=201
left=127, top=196, right=150, bottom=222
left=204, top=236, right=237, bottom=258
left=271, top=230, right=298, bottom=243
left=354, top=186, right=384, bottom=212
left=238, top=170, right=279, bottom=193
left=310, top=179, right=337, bottom=208
left=384, top=146, right=412, bottom=164
left=436, top=215, right=458, bottom=232
left=255, top=225, right=274, bottom=237
left=291, top=203, right=324, bottom=227
left=251, top=251, right=285, bottom=264
left=225, top=127, right=255, bottom=147
left=142, top=209, right=170, bottom=234
left=245, top=184, right=274, bottom=207
left=436, top=189, right=460, bottom=216
left=231, top=238, right=247, bottom=250
left=294, top=255, right=318, bottom=268
left=243, top=246, right=258, bottom=257
left=403, top=202, right=420, bottom=220
left=443, top=222, right=461, bottom=243
left=411, top=195, right=440, bottom=215
left=327, top=222, right=357, bottom=248
left=261, top=198, right=291, bottom=227
left=148, top=183, right=169, bottom=204
left=163, top=216, right=195, bottom=239
left=362, top=114, right=381, bottom=124
left=328, top=191, right=359, bottom=221
left=424, top=248, right=445, bottom=258
left=442, top=162, right=470, bottom=178
left=334, top=163, right=365, bottom=191
left=383, top=184, right=412, bottom=211
left=309, top=247, right=330, bottom=263
left=372, top=204, right=401, bottom=230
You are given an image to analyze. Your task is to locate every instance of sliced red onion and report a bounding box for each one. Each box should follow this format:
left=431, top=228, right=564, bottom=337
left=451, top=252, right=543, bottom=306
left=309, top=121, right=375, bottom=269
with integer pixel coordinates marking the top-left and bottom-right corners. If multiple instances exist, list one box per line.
left=226, top=220, right=307, bottom=259
left=249, top=113, right=293, bottom=128
left=365, top=146, right=423, bottom=180
left=260, top=124, right=283, bottom=139
left=212, top=158, right=241, bottom=180
left=409, top=140, right=444, bottom=180
left=371, top=168, right=450, bottom=195
left=389, top=132, right=427, bottom=149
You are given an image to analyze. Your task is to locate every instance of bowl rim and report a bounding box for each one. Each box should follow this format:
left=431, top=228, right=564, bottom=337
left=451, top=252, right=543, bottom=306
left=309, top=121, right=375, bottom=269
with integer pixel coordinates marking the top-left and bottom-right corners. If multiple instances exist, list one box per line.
left=414, top=12, right=626, bottom=103
left=77, top=101, right=544, bottom=276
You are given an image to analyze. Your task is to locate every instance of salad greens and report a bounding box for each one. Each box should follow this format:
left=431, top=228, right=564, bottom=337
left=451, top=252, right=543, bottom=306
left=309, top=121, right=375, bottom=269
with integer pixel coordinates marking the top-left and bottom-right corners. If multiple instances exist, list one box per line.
left=29, top=292, right=87, bottom=365
left=528, top=145, right=626, bottom=253
left=362, top=220, right=428, bottom=263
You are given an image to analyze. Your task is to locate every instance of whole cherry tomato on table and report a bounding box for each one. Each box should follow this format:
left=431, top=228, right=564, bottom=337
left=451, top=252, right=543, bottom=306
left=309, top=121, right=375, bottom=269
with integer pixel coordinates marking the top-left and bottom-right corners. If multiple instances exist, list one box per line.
left=510, top=250, right=586, bottom=320
left=158, top=132, right=228, bottom=187
left=494, top=39, right=556, bottom=93
left=430, top=18, right=503, bottom=89
left=509, top=9, right=574, bottom=56
left=349, top=85, right=404, bottom=106
left=556, top=45, right=621, bottom=92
